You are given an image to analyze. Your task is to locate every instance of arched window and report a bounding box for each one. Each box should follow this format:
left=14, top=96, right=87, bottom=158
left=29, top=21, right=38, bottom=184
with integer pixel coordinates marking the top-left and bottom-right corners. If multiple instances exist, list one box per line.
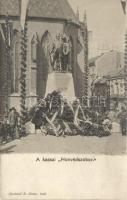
left=69, top=36, right=74, bottom=72
left=41, top=31, right=52, bottom=58
left=31, top=35, right=38, bottom=62
left=41, top=31, right=52, bottom=73
left=37, top=31, right=52, bottom=97
left=12, top=29, right=20, bottom=93
left=110, top=83, right=114, bottom=95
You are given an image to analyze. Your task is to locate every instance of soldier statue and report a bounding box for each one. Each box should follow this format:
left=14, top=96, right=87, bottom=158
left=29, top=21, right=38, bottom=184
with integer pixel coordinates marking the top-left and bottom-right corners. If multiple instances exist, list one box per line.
left=49, top=33, right=71, bottom=72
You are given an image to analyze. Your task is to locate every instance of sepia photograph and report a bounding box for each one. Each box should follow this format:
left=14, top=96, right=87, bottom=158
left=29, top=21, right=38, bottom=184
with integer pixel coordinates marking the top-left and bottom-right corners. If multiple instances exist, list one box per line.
left=1, top=1, right=127, bottom=200
left=0, top=0, right=127, bottom=155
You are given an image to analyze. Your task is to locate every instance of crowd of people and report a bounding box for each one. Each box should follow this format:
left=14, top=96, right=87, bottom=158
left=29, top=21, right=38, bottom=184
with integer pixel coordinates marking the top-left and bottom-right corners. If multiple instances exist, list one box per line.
left=0, top=107, right=21, bottom=144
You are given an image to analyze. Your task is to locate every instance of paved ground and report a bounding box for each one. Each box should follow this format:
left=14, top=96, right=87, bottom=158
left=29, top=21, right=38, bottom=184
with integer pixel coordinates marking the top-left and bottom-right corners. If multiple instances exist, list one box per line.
left=0, top=128, right=126, bottom=154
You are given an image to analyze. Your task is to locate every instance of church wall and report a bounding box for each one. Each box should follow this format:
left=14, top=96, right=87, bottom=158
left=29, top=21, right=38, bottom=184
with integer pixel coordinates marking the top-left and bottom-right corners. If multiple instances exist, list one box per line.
left=0, top=18, right=84, bottom=111
left=0, top=19, right=64, bottom=109
left=0, top=32, right=5, bottom=95
left=0, top=20, right=20, bottom=114
left=64, top=23, right=84, bottom=98
left=0, top=19, right=22, bottom=112
left=0, top=31, right=6, bottom=117
left=77, top=46, right=85, bottom=97
left=26, top=20, right=64, bottom=106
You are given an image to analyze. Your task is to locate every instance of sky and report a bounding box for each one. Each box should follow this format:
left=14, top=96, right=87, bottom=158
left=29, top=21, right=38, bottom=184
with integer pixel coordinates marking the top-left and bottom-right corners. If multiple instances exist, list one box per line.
left=68, top=0, right=126, bottom=57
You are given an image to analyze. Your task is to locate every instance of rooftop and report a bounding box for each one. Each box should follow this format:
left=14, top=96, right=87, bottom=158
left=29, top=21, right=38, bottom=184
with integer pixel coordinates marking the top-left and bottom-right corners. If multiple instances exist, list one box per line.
left=0, top=0, right=78, bottom=24
left=94, top=77, right=107, bottom=85
left=106, top=67, right=126, bottom=79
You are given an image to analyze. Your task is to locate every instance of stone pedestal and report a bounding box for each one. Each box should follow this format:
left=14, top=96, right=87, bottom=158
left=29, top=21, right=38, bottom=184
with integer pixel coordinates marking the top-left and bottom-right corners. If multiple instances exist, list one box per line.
left=9, top=93, right=21, bottom=112
left=26, top=95, right=38, bottom=108
left=45, top=72, right=75, bottom=101
left=9, top=93, right=38, bottom=113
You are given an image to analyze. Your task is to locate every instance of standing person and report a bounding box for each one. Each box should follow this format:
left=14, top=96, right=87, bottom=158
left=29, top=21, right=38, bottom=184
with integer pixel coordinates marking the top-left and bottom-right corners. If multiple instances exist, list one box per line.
left=0, top=122, right=3, bottom=145
left=117, top=106, right=127, bottom=136
left=15, top=113, right=21, bottom=139
left=1, top=115, right=9, bottom=143
left=8, top=107, right=18, bottom=140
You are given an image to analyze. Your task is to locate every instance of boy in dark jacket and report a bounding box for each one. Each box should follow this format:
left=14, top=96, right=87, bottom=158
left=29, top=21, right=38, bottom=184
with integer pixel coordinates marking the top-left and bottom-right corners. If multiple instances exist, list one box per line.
left=1, top=116, right=10, bottom=143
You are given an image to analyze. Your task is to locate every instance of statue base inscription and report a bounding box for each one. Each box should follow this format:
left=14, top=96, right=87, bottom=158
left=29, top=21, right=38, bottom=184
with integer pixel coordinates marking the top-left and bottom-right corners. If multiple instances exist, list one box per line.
left=45, top=72, right=75, bottom=101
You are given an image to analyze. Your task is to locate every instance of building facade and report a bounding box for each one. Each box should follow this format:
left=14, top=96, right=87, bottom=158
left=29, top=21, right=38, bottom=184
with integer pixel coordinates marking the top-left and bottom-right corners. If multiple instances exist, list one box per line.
left=107, top=68, right=126, bottom=110
left=89, top=68, right=126, bottom=111
left=88, top=50, right=123, bottom=110
left=90, top=77, right=110, bottom=111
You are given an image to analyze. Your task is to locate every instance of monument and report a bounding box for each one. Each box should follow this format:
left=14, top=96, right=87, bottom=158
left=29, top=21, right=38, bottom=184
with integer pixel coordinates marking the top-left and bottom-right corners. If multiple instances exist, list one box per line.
left=45, top=33, right=75, bottom=101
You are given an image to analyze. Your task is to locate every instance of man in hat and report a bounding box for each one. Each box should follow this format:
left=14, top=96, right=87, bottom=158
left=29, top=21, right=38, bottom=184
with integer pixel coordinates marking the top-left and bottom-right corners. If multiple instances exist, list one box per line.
left=117, top=106, right=127, bottom=135
left=8, top=107, right=18, bottom=140
left=1, top=115, right=10, bottom=143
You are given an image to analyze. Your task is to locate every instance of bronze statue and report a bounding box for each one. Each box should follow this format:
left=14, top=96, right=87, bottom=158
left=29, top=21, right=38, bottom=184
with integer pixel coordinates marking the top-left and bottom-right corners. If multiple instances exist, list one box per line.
left=49, top=33, right=71, bottom=72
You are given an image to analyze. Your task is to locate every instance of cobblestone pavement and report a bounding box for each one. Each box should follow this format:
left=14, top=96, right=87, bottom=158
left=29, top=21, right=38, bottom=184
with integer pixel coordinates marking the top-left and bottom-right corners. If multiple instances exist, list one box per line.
left=0, top=129, right=126, bottom=154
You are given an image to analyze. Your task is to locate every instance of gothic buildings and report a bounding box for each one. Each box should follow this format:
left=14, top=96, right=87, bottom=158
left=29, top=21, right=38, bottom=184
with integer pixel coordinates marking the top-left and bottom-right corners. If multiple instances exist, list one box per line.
left=0, top=0, right=87, bottom=116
